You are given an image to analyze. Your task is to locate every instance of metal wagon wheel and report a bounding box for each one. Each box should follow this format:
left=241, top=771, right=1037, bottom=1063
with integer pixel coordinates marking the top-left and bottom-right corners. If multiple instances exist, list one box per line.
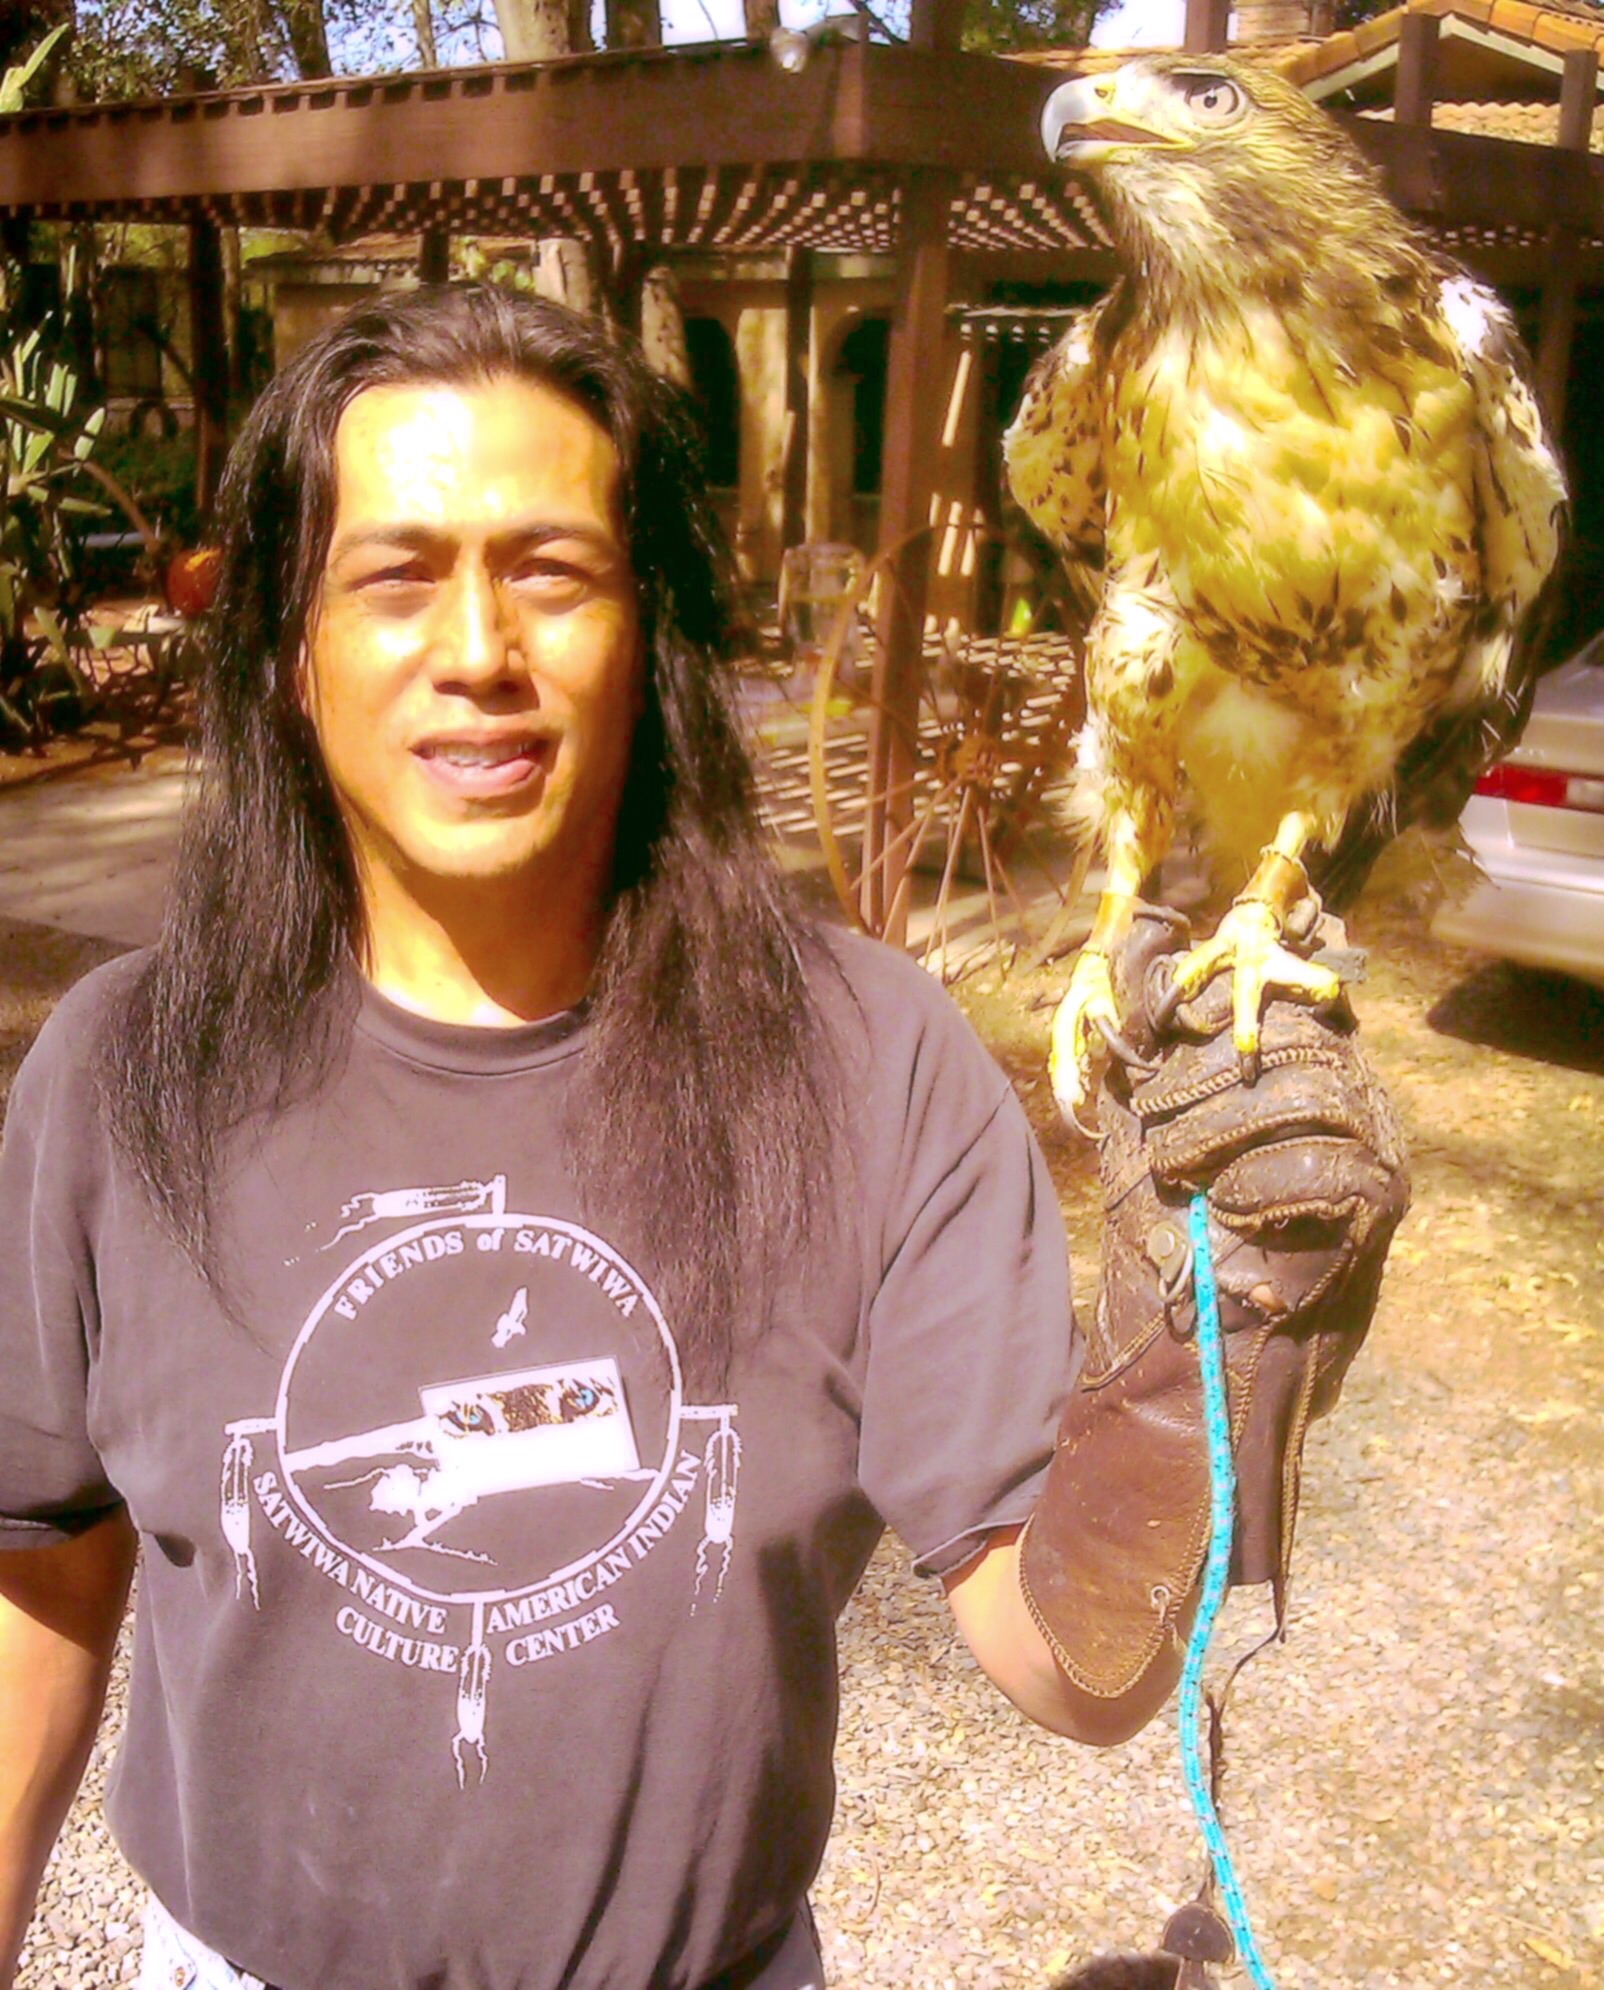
left=805, top=528, right=1088, bottom=980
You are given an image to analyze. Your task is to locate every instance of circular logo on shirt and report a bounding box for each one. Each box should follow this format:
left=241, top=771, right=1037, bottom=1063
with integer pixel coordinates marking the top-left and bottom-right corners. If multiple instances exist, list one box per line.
left=270, top=1212, right=681, bottom=1606
left=220, top=1176, right=741, bottom=1786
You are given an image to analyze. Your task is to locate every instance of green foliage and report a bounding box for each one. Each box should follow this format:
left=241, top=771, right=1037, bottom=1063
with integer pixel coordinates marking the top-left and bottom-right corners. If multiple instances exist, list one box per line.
left=93, top=430, right=200, bottom=548
left=0, top=261, right=152, bottom=744
left=70, top=0, right=341, bottom=94
left=453, top=239, right=538, bottom=292
left=0, top=323, right=100, bottom=739
left=961, top=0, right=1114, bottom=56
left=0, top=20, right=70, bottom=110
left=67, top=0, right=500, bottom=96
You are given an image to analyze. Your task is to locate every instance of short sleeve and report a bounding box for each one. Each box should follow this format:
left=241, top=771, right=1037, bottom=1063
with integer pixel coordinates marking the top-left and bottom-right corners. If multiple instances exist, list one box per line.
left=856, top=996, right=1080, bottom=1580
left=0, top=1007, right=121, bottom=1549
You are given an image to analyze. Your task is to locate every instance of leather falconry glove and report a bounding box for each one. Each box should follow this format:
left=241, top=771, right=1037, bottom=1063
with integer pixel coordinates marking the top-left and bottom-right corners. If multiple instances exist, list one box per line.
left=1020, top=899, right=1410, bottom=1703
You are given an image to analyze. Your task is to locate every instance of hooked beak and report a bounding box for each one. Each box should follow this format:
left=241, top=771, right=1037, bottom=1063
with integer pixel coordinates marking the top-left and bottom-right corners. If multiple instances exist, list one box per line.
left=1041, top=77, right=1174, bottom=167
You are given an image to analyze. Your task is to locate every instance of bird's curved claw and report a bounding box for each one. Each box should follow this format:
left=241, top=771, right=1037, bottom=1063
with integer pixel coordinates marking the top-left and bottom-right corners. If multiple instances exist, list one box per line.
left=1093, top=1012, right=1157, bottom=1079
left=1065, top=1095, right=1103, bottom=1144
left=1147, top=956, right=1188, bottom=1034
left=1048, top=948, right=1122, bottom=1134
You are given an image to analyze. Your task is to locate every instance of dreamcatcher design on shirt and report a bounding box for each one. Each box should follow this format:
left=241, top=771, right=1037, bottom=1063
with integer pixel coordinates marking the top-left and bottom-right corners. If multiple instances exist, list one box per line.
left=219, top=1174, right=742, bottom=1786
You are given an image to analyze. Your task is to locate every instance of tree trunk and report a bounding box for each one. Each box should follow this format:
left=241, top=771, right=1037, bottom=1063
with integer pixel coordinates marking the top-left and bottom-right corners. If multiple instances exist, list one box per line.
left=226, top=0, right=290, bottom=86
left=741, top=0, right=780, bottom=38
left=605, top=0, right=661, bottom=50
left=412, top=0, right=438, bottom=67
left=495, top=0, right=595, bottom=313
left=275, top=0, right=332, bottom=79
left=532, top=239, right=597, bottom=316
left=494, top=0, right=571, bottom=61
left=639, top=264, right=689, bottom=385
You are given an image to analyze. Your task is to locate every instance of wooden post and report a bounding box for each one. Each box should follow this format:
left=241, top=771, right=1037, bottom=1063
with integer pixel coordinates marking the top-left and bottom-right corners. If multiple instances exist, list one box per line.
left=418, top=227, right=450, bottom=285
left=223, top=226, right=246, bottom=402
left=1395, top=14, right=1440, bottom=130
left=781, top=247, right=811, bottom=553
left=864, top=167, right=953, bottom=939
left=605, top=239, right=648, bottom=338
left=859, top=0, right=962, bottom=940
left=1537, top=48, right=1598, bottom=433
left=908, top=0, right=964, bottom=51
left=604, top=0, right=662, bottom=49
left=188, top=218, right=229, bottom=523
left=1183, top=0, right=1230, bottom=54
left=859, top=0, right=959, bottom=935
left=969, top=329, right=1014, bottom=636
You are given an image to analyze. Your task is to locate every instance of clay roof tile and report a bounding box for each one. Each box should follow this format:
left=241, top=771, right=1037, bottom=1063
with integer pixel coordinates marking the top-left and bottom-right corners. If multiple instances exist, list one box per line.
left=1490, top=3, right=1546, bottom=41
left=1352, top=15, right=1400, bottom=56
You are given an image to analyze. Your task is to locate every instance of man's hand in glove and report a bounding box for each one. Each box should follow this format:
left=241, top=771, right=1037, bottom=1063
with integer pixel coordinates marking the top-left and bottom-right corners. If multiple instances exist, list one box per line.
left=1014, top=898, right=1410, bottom=1722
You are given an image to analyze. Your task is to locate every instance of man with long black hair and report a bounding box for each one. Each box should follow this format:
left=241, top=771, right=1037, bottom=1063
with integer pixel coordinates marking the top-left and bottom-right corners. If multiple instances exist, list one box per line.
left=0, top=286, right=1403, bottom=1990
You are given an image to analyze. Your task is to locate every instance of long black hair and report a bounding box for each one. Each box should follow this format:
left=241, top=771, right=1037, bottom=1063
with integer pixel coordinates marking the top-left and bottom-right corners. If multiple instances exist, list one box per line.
left=105, top=284, right=843, bottom=1379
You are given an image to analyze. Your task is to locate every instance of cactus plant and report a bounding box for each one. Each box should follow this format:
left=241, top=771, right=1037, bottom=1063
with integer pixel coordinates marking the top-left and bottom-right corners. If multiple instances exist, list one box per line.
left=0, top=256, right=157, bottom=742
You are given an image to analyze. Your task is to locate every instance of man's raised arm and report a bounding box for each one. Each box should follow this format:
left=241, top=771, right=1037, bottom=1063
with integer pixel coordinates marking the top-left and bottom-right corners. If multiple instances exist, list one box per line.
left=945, top=903, right=1408, bottom=1744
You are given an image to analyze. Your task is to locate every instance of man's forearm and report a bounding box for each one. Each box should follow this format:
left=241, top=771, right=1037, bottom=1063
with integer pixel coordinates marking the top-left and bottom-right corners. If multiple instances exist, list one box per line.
left=1021, top=901, right=1408, bottom=1710
left=944, top=1523, right=1188, bottom=1747
left=0, top=1512, right=135, bottom=1988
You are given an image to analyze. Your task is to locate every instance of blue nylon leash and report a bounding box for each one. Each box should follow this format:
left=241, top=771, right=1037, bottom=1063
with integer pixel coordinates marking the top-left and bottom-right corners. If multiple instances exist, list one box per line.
left=1180, top=1191, right=1277, bottom=1990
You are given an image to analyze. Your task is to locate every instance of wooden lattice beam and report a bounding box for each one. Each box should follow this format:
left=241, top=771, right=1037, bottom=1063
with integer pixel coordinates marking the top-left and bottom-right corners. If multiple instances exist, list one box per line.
left=0, top=49, right=1599, bottom=251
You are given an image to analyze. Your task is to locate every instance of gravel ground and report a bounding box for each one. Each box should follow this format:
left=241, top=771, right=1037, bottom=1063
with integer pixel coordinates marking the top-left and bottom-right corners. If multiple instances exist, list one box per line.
left=6, top=902, right=1602, bottom=1990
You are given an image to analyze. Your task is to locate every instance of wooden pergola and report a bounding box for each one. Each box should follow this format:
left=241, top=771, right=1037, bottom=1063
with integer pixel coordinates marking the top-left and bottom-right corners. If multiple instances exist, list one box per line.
left=3, top=0, right=1601, bottom=928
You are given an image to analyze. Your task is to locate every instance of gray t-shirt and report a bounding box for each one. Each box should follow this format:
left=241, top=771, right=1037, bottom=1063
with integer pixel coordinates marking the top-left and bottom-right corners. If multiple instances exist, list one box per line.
left=0, top=931, right=1077, bottom=1990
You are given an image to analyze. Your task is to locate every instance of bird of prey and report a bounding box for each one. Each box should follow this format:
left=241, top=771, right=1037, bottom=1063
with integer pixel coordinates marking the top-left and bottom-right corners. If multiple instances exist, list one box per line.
left=492, top=1286, right=529, bottom=1349
left=1004, top=53, right=1567, bottom=1121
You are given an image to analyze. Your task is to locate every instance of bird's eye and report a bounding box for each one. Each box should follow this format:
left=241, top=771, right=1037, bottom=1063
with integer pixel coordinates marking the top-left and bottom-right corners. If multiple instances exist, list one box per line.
left=1182, top=76, right=1244, bottom=126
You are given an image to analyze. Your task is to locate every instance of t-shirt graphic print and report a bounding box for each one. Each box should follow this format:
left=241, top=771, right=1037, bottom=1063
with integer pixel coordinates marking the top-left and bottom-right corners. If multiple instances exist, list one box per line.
left=219, top=1170, right=739, bottom=1786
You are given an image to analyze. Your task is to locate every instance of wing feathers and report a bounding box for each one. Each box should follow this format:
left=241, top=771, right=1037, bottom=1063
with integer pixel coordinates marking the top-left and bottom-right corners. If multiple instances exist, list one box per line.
left=1313, top=272, right=1568, bottom=910
left=1003, top=296, right=1114, bottom=593
left=1440, top=272, right=1567, bottom=693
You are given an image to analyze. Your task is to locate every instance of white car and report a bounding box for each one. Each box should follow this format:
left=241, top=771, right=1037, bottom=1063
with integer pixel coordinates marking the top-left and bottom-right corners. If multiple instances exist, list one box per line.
left=1430, top=636, right=1604, bottom=988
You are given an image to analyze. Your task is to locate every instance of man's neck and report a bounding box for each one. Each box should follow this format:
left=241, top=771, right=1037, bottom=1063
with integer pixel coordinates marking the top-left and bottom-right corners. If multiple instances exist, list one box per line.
left=358, top=872, right=605, bottom=1027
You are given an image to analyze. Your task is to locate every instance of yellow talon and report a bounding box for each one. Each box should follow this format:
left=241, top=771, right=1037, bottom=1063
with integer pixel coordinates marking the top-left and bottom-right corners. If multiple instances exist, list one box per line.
left=1049, top=947, right=1121, bottom=1128
left=1174, top=898, right=1346, bottom=1082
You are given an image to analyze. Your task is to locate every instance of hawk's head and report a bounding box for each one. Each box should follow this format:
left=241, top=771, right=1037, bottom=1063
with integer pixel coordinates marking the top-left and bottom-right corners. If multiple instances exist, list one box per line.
left=1041, top=54, right=1325, bottom=172
left=1040, top=54, right=1400, bottom=294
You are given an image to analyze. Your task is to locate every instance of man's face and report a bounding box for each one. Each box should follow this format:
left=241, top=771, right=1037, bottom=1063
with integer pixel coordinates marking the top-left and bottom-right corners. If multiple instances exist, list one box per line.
left=304, top=374, right=642, bottom=920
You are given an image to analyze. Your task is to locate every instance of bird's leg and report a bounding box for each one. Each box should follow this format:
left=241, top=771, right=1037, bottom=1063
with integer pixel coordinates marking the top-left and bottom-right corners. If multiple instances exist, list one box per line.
left=1048, top=812, right=1152, bottom=1128
left=1168, top=812, right=1343, bottom=1082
